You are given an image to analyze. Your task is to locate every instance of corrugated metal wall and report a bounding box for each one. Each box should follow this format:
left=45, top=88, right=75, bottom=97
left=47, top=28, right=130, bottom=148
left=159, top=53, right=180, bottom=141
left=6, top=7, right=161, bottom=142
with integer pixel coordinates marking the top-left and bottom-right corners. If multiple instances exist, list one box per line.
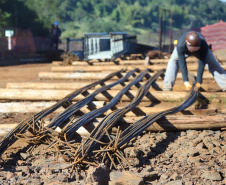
left=201, top=20, right=226, bottom=51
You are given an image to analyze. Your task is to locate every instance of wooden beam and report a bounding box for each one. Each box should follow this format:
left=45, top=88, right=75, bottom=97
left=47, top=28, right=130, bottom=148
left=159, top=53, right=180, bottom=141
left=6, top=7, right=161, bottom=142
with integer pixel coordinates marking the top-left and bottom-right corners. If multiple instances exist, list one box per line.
left=0, top=88, right=225, bottom=102
left=6, top=81, right=221, bottom=92
left=51, top=64, right=226, bottom=72
left=0, top=101, right=105, bottom=113
left=5, top=82, right=153, bottom=90
left=112, top=105, right=225, bottom=117
left=0, top=102, right=223, bottom=116
left=39, top=72, right=131, bottom=80
left=39, top=72, right=214, bottom=80
left=0, top=115, right=225, bottom=136
left=52, top=61, right=147, bottom=66
left=52, top=58, right=198, bottom=66
left=116, top=115, right=226, bottom=132
left=51, top=65, right=128, bottom=72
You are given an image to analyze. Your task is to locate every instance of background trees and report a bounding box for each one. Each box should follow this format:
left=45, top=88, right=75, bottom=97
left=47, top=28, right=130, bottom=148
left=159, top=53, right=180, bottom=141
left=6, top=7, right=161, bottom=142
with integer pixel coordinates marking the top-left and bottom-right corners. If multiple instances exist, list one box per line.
left=1, top=0, right=226, bottom=39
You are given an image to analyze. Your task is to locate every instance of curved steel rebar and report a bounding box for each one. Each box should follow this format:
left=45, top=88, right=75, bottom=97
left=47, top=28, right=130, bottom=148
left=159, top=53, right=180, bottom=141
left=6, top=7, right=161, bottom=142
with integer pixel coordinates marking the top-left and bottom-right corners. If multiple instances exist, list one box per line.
left=47, top=68, right=138, bottom=128
left=118, top=84, right=199, bottom=147
left=77, top=72, right=199, bottom=170
left=28, top=71, right=198, bottom=171
left=0, top=70, right=124, bottom=157
left=0, top=67, right=200, bottom=171
left=79, top=70, right=165, bottom=156
left=63, top=69, right=150, bottom=138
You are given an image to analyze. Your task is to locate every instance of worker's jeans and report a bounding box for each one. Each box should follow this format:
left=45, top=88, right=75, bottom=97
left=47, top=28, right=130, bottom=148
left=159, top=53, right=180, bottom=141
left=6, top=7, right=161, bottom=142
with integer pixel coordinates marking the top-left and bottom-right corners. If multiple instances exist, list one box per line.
left=163, top=47, right=226, bottom=91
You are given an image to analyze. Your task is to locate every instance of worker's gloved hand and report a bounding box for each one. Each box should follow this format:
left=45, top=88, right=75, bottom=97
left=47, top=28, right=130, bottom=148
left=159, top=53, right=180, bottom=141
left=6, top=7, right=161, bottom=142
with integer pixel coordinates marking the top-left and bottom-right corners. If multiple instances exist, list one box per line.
left=184, top=81, right=192, bottom=91
left=195, top=83, right=201, bottom=89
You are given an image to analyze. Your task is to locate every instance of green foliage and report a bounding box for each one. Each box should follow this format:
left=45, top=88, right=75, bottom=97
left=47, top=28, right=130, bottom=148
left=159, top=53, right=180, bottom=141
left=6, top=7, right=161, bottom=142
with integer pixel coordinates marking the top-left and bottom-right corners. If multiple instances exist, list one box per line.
left=0, top=9, right=11, bottom=27
left=0, top=0, right=12, bottom=33
left=0, top=0, right=49, bottom=36
left=1, top=0, right=226, bottom=38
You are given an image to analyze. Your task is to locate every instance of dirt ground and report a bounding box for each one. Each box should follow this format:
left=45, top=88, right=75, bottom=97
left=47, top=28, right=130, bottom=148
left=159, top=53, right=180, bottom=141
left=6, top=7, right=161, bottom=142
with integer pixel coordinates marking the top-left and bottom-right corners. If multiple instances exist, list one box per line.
left=0, top=63, right=52, bottom=88
left=0, top=62, right=52, bottom=126
left=0, top=58, right=225, bottom=185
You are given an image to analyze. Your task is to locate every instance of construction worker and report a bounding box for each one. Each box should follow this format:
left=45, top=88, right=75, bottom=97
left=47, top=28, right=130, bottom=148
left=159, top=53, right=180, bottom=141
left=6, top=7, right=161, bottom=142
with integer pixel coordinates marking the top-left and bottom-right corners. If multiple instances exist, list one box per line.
left=50, top=21, right=61, bottom=51
left=163, top=31, right=226, bottom=91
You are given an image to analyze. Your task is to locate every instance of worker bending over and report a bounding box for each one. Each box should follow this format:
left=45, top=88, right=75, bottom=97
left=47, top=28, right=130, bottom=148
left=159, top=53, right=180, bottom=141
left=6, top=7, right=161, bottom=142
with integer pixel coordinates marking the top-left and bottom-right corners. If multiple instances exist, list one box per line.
left=163, top=31, right=226, bottom=91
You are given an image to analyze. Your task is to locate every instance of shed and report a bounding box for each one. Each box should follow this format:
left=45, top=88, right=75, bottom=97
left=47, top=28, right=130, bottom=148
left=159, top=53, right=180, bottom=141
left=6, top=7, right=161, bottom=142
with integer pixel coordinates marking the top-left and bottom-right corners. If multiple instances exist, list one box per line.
left=201, top=20, right=226, bottom=51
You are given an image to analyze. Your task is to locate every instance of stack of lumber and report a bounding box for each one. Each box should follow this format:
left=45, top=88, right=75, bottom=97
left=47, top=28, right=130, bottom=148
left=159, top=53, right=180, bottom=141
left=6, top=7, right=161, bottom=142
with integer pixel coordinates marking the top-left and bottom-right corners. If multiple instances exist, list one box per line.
left=0, top=57, right=225, bottom=136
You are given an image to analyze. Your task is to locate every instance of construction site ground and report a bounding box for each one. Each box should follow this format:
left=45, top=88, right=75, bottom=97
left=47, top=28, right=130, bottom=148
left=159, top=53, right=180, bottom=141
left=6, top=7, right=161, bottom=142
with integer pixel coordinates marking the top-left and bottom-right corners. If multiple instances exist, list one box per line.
left=0, top=51, right=226, bottom=185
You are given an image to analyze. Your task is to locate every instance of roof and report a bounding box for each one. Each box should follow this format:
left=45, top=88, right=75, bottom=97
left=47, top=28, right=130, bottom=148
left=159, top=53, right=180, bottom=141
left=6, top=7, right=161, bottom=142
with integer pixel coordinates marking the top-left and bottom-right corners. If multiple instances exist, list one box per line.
left=200, top=20, right=226, bottom=51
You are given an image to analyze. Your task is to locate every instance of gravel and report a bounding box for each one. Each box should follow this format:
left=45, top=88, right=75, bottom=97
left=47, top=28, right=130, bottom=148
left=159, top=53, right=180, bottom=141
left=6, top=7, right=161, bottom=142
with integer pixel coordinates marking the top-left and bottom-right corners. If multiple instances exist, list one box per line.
left=0, top=130, right=225, bottom=184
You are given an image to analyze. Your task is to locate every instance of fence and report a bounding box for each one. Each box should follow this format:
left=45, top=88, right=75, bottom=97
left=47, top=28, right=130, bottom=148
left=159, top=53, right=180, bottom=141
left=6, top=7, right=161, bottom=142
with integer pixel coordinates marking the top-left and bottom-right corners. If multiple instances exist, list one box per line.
left=4, top=26, right=222, bottom=57
left=0, top=28, right=51, bottom=57
left=137, top=27, right=200, bottom=53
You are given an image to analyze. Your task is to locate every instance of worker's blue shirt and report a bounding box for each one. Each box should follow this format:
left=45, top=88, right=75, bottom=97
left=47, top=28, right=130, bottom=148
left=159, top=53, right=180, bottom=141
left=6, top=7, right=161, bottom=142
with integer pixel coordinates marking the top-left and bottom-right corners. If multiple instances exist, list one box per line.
left=176, top=32, right=209, bottom=84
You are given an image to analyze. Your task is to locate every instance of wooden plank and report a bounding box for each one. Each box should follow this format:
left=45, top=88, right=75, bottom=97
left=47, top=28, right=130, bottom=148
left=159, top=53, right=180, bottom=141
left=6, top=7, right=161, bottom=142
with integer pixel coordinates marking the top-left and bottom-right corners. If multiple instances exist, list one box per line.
left=39, top=72, right=131, bottom=80
left=51, top=64, right=226, bottom=72
left=52, top=58, right=199, bottom=66
left=6, top=81, right=221, bottom=92
left=0, top=88, right=225, bottom=102
left=0, top=102, right=223, bottom=116
left=0, top=101, right=105, bottom=113
left=117, top=115, right=226, bottom=132
left=0, top=115, right=225, bottom=136
left=39, top=71, right=214, bottom=80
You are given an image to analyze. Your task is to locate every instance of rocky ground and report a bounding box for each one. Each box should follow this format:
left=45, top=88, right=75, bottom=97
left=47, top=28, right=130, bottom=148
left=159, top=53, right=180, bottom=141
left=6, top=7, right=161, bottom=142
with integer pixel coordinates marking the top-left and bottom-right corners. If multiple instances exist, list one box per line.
left=0, top=129, right=225, bottom=185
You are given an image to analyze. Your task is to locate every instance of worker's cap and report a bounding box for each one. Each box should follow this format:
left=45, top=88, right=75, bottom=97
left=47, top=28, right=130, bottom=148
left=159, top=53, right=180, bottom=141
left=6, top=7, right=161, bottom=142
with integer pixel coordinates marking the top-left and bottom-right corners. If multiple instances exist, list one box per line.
left=54, top=21, right=59, bottom=26
left=185, top=31, right=201, bottom=52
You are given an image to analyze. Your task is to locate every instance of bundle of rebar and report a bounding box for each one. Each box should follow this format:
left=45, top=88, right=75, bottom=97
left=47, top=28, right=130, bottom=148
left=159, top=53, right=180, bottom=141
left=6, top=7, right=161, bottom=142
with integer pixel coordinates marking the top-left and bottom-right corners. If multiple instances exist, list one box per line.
left=81, top=70, right=165, bottom=156
left=62, top=69, right=150, bottom=138
left=54, top=72, right=198, bottom=171
left=0, top=70, right=124, bottom=157
left=92, top=73, right=199, bottom=169
left=0, top=69, right=199, bottom=174
left=47, top=68, right=138, bottom=129
left=48, top=70, right=164, bottom=171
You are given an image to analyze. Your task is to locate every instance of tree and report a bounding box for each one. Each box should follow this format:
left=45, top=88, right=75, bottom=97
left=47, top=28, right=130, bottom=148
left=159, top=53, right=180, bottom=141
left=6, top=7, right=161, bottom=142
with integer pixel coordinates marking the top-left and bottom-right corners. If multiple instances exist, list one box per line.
left=6, top=0, right=226, bottom=38
left=0, top=0, right=12, bottom=32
